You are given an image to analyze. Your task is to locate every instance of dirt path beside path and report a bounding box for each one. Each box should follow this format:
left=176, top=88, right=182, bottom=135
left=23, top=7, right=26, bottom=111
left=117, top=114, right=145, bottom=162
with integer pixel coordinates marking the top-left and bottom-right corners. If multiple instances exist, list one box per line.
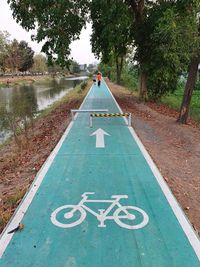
left=107, top=79, right=200, bottom=235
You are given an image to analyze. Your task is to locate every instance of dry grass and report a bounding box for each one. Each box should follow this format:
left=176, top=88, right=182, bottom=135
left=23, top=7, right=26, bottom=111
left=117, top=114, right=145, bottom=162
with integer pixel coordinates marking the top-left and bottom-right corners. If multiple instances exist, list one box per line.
left=0, top=80, right=91, bottom=233
left=0, top=186, right=28, bottom=232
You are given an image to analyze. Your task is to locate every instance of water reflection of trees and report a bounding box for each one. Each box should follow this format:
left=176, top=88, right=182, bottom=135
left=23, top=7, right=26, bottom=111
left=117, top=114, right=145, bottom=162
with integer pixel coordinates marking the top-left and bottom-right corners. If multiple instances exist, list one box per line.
left=0, top=85, right=38, bottom=147
left=0, top=77, right=84, bottom=145
left=39, top=78, right=81, bottom=99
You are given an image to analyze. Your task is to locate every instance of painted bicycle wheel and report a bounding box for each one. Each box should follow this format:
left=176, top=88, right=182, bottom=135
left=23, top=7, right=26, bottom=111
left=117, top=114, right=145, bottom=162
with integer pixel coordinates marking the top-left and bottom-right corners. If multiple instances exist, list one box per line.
left=51, top=205, right=86, bottom=228
left=114, top=206, right=149, bottom=230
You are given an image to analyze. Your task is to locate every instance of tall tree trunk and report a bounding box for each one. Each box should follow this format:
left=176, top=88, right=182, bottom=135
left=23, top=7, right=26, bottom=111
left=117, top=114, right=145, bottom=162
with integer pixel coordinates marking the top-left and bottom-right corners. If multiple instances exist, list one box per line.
left=139, top=68, right=147, bottom=100
left=116, top=57, right=124, bottom=85
left=177, top=56, right=200, bottom=124
left=128, top=0, right=147, bottom=100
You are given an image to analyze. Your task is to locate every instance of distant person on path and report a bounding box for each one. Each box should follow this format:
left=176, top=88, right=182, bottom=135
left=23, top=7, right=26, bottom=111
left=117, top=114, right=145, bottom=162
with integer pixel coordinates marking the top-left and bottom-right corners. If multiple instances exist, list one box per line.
left=97, top=72, right=101, bottom=87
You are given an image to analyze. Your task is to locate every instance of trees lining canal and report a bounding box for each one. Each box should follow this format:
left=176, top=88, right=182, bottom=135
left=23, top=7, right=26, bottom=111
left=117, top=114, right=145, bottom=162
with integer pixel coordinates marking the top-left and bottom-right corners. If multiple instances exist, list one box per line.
left=0, top=77, right=87, bottom=144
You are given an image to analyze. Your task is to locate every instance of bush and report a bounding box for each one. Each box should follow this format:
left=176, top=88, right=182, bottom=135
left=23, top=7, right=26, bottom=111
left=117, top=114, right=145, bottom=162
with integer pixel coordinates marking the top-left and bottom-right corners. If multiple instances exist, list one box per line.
left=121, top=68, right=138, bottom=93
left=80, top=81, right=88, bottom=90
left=194, top=73, right=200, bottom=91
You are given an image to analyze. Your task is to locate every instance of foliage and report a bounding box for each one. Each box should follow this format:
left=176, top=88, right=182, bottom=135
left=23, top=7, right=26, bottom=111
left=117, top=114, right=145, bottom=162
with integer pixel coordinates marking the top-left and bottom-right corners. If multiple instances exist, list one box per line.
left=194, top=73, right=200, bottom=90
left=90, top=0, right=134, bottom=84
left=4, top=39, right=20, bottom=73
left=121, top=64, right=138, bottom=93
left=0, top=31, right=10, bottom=72
left=4, top=39, right=34, bottom=73
left=48, top=63, right=62, bottom=75
left=90, top=0, right=133, bottom=62
left=8, top=0, right=89, bottom=67
left=70, top=61, right=81, bottom=74
left=0, top=187, right=27, bottom=232
left=0, top=85, right=38, bottom=147
left=31, top=54, right=48, bottom=74
left=7, top=0, right=200, bottom=103
left=124, top=0, right=200, bottom=100
left=98, top=62, right=115, bottom=80
left=18, top=41, right=34, bottom=72
left=80, top=81, right=88, bottom=90
left=144, top=2, right=200, bottom=100
left=161, top=78, right=200, bottom=121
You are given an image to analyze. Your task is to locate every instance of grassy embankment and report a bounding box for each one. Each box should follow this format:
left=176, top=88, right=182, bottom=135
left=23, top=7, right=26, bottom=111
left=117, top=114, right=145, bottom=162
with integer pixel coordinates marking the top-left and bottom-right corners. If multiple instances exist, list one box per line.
left=120, top=72, right=200, bottom=122
left=0, top=79, right=90, bottom=232
left=161, top=80, right=200, bottom=121
left=37, top=79, right=89, bottom=117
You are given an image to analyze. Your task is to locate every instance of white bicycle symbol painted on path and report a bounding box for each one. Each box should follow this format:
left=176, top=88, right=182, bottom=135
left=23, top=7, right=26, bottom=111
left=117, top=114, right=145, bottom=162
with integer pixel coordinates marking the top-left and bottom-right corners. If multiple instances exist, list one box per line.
left=51, top=192, right=149, bottom=230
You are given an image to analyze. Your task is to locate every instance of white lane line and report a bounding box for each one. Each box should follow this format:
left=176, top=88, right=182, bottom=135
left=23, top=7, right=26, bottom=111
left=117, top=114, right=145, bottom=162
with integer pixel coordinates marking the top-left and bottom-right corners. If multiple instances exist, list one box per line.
left=90, top=128, right=110, bottom=148
left=0, top=84, right=94, bottom=258
left=105, top=80, right=200, bottom=261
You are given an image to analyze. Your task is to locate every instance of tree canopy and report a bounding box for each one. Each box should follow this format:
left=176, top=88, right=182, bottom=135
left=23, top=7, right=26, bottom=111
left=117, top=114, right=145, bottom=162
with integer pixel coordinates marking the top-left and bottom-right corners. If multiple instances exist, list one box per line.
left=0, top=31, right=10, bottom=72
left=31, top=54, right=48, bottom=74
left=4, top=39, right=34, bottom=73
left=8, top=0, right=89, bottom=67
left=7, top=0, right=200, bottom=123
left=90, top=0, right=134, bottom=84
left=142, top=1, right=200, bottom=99
left=18, top=41, right=34, bottom=72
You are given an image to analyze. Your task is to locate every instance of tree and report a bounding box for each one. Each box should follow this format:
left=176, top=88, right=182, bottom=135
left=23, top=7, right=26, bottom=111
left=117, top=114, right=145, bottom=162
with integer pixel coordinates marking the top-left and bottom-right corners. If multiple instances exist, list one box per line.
left=90, top=0, right=134, bottom=84
left=125, top=0, right=148, bottom=99
left=48, top=63, right=62, bottom=77
left=125, top=0, right=200, bottom=101
left=8, top=0, right=200, bottom=104
left=0, top=85, right=38, bottom=147
left=70, top=61, right=81, bottom=74
left=177, top=56, right=200, bottom=123
left=0, top=31, right=10, bottom=72
left=143, top=3, right=199, bottom=100
left=8, top=0, right=89, bottom=67
left=177, top=11, right=200, bottom=123
left=18, top=41, right=34, bottom=72
left=5, top=39, right=21, bottom=73
left=5, top=39, right=34, bottom=73
left=31, top=54, right=48, bottom=74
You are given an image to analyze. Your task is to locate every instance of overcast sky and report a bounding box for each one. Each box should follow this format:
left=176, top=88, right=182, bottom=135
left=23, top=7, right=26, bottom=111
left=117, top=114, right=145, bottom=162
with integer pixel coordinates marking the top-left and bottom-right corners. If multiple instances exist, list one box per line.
left=0, top=0, right=97, bottom=64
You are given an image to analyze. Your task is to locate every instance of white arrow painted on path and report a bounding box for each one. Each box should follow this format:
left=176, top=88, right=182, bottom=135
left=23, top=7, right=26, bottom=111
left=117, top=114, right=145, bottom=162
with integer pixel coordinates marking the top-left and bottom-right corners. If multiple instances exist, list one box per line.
left=90, top=128, right=110, bottom=148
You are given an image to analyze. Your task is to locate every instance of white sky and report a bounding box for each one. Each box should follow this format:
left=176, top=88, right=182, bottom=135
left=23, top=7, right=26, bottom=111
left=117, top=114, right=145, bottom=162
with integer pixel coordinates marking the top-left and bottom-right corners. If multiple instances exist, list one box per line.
left=0, top=0, right=97, bottom=64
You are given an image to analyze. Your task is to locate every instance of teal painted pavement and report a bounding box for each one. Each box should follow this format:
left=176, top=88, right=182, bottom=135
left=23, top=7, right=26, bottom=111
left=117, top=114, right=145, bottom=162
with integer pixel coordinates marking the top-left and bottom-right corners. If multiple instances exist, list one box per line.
left=0, top=80, right=200, bottom=266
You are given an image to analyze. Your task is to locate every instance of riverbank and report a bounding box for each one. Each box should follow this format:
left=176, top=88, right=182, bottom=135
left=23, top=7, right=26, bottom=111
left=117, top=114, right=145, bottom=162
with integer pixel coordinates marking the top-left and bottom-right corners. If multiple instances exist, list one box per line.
left=0, top=74, right=76, bottom=87
left=0, top=80, right=91, bottom=232
left=0, top=75, right=50, bottom=86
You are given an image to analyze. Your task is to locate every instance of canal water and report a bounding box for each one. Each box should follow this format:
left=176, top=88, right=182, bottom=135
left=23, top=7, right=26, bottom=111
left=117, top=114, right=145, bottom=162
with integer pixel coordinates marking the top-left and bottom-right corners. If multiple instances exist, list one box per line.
left=0, top=76, right=87, bottom=144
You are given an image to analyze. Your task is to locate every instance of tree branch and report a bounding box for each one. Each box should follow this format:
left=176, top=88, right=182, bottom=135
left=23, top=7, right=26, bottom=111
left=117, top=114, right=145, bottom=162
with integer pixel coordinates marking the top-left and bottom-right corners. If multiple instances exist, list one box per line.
left=126, top=0, right=145, bottom=22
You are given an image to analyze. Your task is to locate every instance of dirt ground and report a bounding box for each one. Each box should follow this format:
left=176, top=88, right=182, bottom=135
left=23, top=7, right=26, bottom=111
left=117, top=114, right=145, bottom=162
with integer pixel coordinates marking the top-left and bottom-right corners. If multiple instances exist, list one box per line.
left=106, top=79, right=200, bottom=235
left=0, top=79, right=199, bottom=236
left=0, top=88, right=87, bottom=232
left=0, top=75, right=50, bottom=85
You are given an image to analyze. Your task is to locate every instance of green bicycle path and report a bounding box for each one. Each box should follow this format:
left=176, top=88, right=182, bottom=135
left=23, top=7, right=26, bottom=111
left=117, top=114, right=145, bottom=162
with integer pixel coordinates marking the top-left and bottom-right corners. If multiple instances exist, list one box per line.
left=0, top=80, right=199, bottom=266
